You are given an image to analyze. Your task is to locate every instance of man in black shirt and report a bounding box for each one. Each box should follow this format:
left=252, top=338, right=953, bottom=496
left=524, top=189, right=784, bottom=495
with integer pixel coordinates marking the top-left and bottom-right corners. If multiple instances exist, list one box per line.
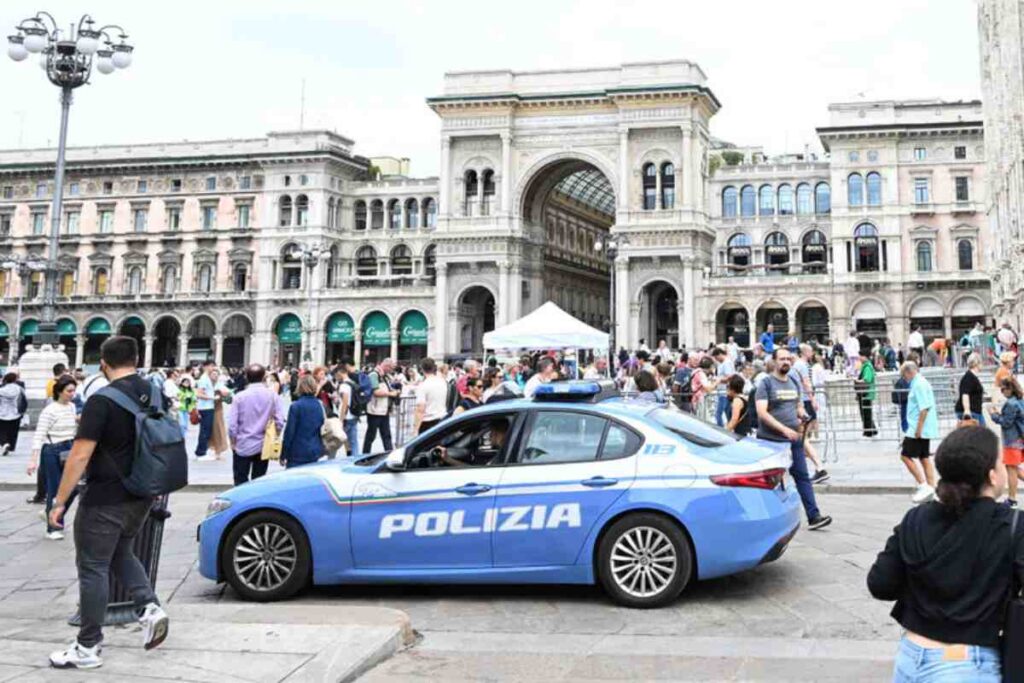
left=48, top=336, right=169, bottom=669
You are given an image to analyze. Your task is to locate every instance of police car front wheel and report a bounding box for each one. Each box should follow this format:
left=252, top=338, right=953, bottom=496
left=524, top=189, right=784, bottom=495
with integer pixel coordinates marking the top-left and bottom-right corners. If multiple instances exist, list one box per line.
left=222, top=511, right=311, bottom=602
left=597, top=514, right=692, bottom=608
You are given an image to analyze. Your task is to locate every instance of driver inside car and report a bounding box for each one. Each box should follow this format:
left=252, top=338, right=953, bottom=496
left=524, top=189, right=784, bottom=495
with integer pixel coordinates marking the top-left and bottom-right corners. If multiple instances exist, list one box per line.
left=435, top=419, right=508, bottom=467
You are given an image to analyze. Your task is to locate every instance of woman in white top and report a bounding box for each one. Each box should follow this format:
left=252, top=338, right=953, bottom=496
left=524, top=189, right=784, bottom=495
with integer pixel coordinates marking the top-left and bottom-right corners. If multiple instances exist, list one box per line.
left=27, top=376, right=79, bottom=539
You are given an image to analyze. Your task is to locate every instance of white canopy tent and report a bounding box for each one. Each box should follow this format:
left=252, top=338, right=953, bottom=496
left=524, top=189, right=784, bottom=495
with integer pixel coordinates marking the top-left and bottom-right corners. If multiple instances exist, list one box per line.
left=482, top=301, right=609, bottom=351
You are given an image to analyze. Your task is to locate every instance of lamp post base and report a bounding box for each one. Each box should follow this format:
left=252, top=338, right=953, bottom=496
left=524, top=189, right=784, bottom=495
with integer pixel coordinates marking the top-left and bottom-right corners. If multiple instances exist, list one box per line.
left=14, top=342, right=69, bottom=425
left=32, top=321, right=60, bottom=347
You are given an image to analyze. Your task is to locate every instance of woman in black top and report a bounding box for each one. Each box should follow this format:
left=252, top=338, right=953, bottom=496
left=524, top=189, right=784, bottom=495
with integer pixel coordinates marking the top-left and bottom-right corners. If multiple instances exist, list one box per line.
left=867, top=425, right=1021, bottom=681
left=956, top=353, right=986, bottom=425
left=454, top=378, right=483, bottom=415
left=724, top=374, right=752, bottom=437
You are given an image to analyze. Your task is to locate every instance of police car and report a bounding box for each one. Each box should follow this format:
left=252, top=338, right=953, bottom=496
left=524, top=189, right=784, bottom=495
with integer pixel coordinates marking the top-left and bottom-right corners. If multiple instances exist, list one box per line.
left=197, top=381, right=800, bottom=608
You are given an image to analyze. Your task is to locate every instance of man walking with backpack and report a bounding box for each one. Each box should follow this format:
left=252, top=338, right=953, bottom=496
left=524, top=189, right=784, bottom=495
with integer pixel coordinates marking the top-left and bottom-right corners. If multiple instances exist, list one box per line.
left=47, top=336, right=176, bottom=669
left=362, top=358, right=399, bottom=454
left=338, top=360, right=362, bottom=456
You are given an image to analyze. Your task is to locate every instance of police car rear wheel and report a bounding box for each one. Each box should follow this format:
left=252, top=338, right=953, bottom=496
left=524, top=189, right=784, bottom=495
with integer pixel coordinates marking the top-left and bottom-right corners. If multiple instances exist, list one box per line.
left=222, top=511, right=310, bottom=602
left=597, top=514, right=691, bottom=608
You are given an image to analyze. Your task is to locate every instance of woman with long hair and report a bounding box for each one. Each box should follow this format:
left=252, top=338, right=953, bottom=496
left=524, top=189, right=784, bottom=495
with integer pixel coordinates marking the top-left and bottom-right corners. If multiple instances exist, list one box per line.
left=0, top=372, right=25, bottom=457
left=990, top=377, right=1024, bottom=507
left=27, top=376, right=79, bottom=540
left=868, top=425, right=1022, bottom=681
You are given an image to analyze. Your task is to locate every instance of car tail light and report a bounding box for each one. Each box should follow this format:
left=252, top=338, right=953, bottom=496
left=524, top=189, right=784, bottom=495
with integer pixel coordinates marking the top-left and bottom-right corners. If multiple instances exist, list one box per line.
left=710, top=468, right=786, bottom=490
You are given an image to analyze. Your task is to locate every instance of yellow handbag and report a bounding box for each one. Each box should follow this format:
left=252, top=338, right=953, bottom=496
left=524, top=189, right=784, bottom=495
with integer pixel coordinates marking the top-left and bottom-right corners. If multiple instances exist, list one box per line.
left=261, top=419, right=282, bottom=461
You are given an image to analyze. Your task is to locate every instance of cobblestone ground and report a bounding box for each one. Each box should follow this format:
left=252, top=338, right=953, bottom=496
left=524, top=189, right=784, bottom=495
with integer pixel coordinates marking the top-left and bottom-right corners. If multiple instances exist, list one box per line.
left=0, top=489, right=911, bottom=681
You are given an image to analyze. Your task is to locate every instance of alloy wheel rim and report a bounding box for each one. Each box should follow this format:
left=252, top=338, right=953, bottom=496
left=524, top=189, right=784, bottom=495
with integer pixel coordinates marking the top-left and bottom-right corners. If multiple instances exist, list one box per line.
left=233, top=522, right=297, bottom=592
left=609, top=526, right=677, bottom=598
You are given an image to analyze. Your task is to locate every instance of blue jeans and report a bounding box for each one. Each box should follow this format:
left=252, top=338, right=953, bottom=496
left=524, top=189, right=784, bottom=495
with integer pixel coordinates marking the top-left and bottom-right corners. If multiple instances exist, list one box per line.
left=715, top=394, right=730, bottom=427
left=789, top=439, right=820, bottom=521
left=892, top=635, right=999, bottom=682
left=178, top=411, right=189, bottom=438
left=195, top=408, right=214, bottom=456
left=42, top=440, right=77, bottom=533
left=344, top=418, right=359, bottom=457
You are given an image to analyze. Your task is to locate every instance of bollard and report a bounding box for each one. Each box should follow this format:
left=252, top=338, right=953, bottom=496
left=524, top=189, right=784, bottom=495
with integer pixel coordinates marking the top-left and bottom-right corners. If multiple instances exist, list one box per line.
left=68, top=494, right=171, bottom=627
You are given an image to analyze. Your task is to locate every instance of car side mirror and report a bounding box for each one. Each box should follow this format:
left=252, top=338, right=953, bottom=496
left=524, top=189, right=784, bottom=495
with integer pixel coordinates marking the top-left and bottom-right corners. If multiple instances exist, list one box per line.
left=385, top=446, right=406, bottom=471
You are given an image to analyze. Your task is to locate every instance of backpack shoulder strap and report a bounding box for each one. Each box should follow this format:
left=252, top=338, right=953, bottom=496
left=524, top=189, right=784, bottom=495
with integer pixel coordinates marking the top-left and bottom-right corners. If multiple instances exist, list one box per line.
left=96, top=385, right=146, bottom=416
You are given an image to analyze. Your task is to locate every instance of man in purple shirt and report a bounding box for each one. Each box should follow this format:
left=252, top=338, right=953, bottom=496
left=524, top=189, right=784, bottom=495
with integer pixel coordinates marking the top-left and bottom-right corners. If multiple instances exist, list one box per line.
left=227, top=364, right=285, bottom=485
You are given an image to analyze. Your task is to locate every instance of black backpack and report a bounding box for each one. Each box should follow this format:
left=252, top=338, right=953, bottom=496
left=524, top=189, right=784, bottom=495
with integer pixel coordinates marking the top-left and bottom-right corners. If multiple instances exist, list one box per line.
left=96, top=383, right=188, bottom=497
left=346, top=378, right=367, bottom=417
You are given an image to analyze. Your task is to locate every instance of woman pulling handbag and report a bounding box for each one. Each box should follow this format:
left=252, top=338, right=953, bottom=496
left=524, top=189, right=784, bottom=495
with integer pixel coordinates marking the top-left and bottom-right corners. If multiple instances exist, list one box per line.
left=867, top=425, right=1024, bottom=682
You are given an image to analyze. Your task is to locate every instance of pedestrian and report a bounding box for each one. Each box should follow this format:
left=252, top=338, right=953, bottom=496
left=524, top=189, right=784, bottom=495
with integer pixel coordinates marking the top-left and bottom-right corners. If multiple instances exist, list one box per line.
left=480, top=367, right=503, bottom=403
left=413, top=357, right=448, bottom=434
left=27, top=375, right=79, bottom=540
left=712, top=347, right=735, bottom=427
left=227, top=364, right=285, bottom=484
left=46, top=336, right=169, bottom=669
left=454, top=377, right=484, bottom=414
left=176, top=376, right=196, bottom=438
left=524, top=356, right=557, bottom=398
left=724, top=374, right=753, bottom=436
left=634, top=370, right=662, bottom=403
left=989, top=377, right=1024, bottom=507
left=867, top=425, right=1016, bottom=682
left=754, top=348, right=832, bottom=530
left=908, top=326, right=925, bottom=361
left=279, top=374, right=325, bottom=469
left=690, top=356, right=718, bottom=419
left=335, top=360, right=360, bottom=456
left=793, top=343, right=828, bottom=484
left=957, top=353, right=986, bottom=425
left=45, top=363, right=67, bottom=403
left=900, top=361, right=939, bottom=504
left=856, top=349, right=878, bottom=437
left=0, top=372, right=25, bottom=457
left=362, top=358, right=400, bottom=454
left=194, top=362, right=220, bottom=460
left=759, top=324, right=775, bottom=354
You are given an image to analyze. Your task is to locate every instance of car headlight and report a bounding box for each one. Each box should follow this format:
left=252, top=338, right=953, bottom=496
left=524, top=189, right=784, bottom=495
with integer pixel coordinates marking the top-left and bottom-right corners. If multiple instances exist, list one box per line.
left=206, top=498, right=233, bottom=518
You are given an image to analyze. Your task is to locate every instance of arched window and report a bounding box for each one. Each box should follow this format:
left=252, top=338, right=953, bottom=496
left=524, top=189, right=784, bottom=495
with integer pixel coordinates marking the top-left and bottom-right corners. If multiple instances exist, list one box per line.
left=642, top=163, right=657, bottom=210
left=722, top=186, right=738, bottom=217
left=94, top=268, right=108, bottom=295
left=815, top=182, right=831, bottom=214
left=356, top=246, right=378, bottom=277
left=727, top=233, right=752, bottom=270
left=464, top=170, right=478, bottom=214
left=759, top=184, right=775, bottom=215
left=765, top=232, right=790, bottom=272
left=278, top=195, right=292, bottom=227
left=958, top=239, right=973, bottom=271
left=390, top=245, right=413, bottom=275
left=854, top=223, right=879, bottom=272
left=387, top=199, right=401, bottom=230
left=660, top=162, right=675, bottom=209
left=848, top=173, right=864, bottom=206
left=740, top=185, right=756, bottom=217
left=295, top=194, right=309, bottom=226
left=796, top=183, right=812, bottom=215
left=423, top=197, right=437, bottom=228
left=370, top=200, right=384, bottom=229
left=777, top=184, right=794, bottom=215
left=354, top=200, right=367, bottom=230
left=197, top=264, right=213, bottom=292
left=916, top=241, right=933, bottom=272
left=233, top=264, right=247, bottom=292
left=866, top=172, right=882, bottom=206
left=482, top=169, right=495, bottom=215
left=281, top=246, right=302, bottom=289
left=127, top=266, right=143, bottom=295
left=424, top=244, right=437, bottom=279
left=160, top=265, right=176, bottom=294
left=802, top=230, right=827, bottom=273
left=405, top=198, right=419, bottom=228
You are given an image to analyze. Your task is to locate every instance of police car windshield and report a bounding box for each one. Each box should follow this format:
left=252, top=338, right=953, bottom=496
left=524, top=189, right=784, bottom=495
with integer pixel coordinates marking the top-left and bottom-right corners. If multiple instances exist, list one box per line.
left=651, top=410, right=740, bottom=448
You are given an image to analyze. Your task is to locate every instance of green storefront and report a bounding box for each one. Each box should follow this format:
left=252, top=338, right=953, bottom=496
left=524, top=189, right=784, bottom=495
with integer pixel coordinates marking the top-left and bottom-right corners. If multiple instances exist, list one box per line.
left=0, top=320, right=9, bottom=368
left=275, top=313, right=303, bottom=367
left=398, top=310, right=428, bottom=362
left=324, top=312, right=355, bottom=364
left=361, top=311, right=391, bottom=365
left=56, top=318, right=78, bottom=368
left=84, top=318, right=112, bottom=367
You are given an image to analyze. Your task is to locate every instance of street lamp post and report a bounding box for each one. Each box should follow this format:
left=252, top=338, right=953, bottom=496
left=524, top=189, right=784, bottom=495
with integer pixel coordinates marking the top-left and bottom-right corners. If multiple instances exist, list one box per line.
left=595, top=234, right=627, bottom=376
left=290, top=243, right=329, bottom=365
left=7, top=12, right=132, bottom=346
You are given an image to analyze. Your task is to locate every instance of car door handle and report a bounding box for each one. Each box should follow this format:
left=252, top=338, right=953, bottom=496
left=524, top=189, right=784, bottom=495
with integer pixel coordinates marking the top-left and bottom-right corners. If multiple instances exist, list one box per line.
left=580, top=477, right=618, bottom=488
left=455, top=483, right=492, bottom=496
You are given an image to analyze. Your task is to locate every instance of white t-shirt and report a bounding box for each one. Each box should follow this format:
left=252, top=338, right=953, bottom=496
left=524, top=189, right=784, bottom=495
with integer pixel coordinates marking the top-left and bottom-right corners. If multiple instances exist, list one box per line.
left=845, top=336, right=861, bottom=358
left=908, top=331, right=924, bottom=350
left=80, top=373, right=109, bottom=403
left=337, top=381, right=352, bottom=421
left=524, top=373, right=549, bottom=398
left=163, top=378, right=179, bottom=410
left=416, top=375, right=449, bottom=422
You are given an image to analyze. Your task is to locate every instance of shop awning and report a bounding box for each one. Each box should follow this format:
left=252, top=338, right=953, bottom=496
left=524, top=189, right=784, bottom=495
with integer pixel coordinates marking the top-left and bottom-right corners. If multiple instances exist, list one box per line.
left=909, top=298, right=944, bottom=319
left=56, top=318, right=77, bottom=336
left=851, top=299, right=886, bottom=321
left=326, top=312, right=354, bottom=343
left=399, top=311, right=428, bottom=346
left=276, top=314, right=303, bottom=344
left=20, top=320, right=39, bottom=337
left=0, top=321, right=8, bottom=339
left=86, top=318, right=112, bottom=335
left=362, top=311, right=392, bottom=347
left=121, top=316, right=144, bottom=329
left=951, top=297, right=986, bottom=317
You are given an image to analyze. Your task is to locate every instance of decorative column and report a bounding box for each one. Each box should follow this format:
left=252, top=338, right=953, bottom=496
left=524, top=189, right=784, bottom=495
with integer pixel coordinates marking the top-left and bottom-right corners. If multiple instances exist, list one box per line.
left=682, top=260, right=696, bottom=349
left=508, top=263, right=522, bottom=321
left=681, top=127, right=693, bottom=209
left=498, top=262, right=511, bottom=326
left=178, top=333, right=190, bottom=366
left=143, top=335, right=154, bottom=369
left=501, top=132, right=513, bottom=215
left=618, top=129, right=629, bottom=211
left=246, top=334, right=254, bottom=365
left=390, top=327, right=399, bottom=362
left=434, top=263, right=448, bottom=358
left=353, top=330, right=363, bottom=367
left=74, top=334, right=85, bottom=369
left=439, top=135, right=452, bottom=216
left=213, top=333, right=224, bottom=367
left=615, top=257, right=630, bottom=351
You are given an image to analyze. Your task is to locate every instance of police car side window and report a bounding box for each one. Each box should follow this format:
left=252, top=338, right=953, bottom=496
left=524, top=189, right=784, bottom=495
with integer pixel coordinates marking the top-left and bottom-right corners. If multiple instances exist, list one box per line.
left=601, top=423, right=642, bottom=460
left=518, top=412, right=606, bottom=465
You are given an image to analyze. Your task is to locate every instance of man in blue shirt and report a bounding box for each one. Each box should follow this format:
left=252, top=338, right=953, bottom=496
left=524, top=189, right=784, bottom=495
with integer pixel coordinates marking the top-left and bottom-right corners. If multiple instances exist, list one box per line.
left=759, top=324, right=776, bottom=354
left=901, top=361, right=939, bottom=504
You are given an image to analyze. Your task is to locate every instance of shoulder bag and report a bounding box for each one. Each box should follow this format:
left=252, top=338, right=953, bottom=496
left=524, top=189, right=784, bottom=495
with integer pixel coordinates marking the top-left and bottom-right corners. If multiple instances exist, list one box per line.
left=261, top=415, right=281, bottom=461
left=319, top=401, right=347, bottom=453
left=1002, top=509, right=1024, bottom=682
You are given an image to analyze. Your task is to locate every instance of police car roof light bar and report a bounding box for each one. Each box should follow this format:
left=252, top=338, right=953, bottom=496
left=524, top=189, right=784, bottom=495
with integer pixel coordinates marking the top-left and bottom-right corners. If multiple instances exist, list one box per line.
left=532, top=380, right=619, bottom=403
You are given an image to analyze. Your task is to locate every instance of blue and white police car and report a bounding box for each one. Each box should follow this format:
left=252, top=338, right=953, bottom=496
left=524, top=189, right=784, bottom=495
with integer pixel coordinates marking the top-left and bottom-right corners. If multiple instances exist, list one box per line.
left=197, top=381, right=800, bottom=608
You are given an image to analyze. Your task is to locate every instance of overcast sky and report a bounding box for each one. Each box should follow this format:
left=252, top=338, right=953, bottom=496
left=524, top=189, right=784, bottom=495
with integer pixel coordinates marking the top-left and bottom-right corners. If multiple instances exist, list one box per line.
left=1, top=0, right=981, bottom=176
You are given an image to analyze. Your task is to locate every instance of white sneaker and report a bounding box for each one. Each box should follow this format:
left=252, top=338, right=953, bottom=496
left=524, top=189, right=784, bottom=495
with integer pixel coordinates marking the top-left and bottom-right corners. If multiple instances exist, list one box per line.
left=49, top=641, right=102, bottom=669
left=45, top=530, right=64, bottom=540
left=195, top=454, right=216, bottom=462
left=139, top=602, right=169, bottom=650
left=911, top=484, right=935, bottom=505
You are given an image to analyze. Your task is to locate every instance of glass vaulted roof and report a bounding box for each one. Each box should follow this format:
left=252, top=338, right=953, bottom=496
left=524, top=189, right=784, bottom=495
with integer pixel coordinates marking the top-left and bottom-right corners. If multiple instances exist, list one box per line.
left=553, top=168, right=615, bottom=219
